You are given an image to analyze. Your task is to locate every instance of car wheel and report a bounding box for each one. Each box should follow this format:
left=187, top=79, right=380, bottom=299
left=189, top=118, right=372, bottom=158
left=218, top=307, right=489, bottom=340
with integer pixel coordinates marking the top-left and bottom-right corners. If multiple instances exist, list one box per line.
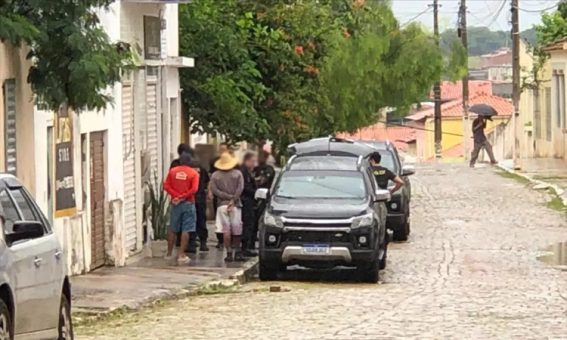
left=393, top=219, right=409, bottom=242
left=0, top=300, right=12, bottom=340
left=378, top=239, right=388, bottom=270
left=58, top=294, right=74, bottom=340
left=259, top=260, right=278, bottom=281
left=358, top=260, right=379, bottom=283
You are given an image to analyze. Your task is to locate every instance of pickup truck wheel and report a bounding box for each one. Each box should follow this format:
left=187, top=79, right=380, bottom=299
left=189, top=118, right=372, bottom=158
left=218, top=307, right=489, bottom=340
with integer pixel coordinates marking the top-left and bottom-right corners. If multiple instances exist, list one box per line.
left=58, top=294, right=74, bottom=340
left=378, top=240, right=388, bottom=270
left=358, top=261, right=379, bottom=283
left=393, top=220, right=409, bottom=242
left=0, top=300, right=12, bottom=340
left=259, top=260, right=278, bottom=281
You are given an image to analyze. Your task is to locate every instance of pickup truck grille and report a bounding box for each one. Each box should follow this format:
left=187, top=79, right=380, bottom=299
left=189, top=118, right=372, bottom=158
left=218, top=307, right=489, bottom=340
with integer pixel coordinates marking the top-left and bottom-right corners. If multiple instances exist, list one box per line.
left=282, top=230, right=350, bottom=243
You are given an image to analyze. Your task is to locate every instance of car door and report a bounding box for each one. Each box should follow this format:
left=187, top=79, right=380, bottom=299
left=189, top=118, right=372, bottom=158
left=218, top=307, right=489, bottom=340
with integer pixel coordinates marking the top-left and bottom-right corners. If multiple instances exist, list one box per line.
left=0, top=188, right=60, bottom=334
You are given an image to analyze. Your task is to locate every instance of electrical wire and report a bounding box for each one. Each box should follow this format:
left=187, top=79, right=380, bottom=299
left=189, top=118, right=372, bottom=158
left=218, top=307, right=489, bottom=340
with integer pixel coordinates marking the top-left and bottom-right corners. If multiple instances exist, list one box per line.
left=486, top=0, right=508, bottom=29
left=400, top=6, right=432, bottom=27
left=518, top=3, right=559, bottom=13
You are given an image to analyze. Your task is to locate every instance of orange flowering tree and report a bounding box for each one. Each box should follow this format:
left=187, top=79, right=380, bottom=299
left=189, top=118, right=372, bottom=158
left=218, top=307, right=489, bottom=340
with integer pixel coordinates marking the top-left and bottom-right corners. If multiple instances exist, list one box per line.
left=180, top=0, right=458, bottom=156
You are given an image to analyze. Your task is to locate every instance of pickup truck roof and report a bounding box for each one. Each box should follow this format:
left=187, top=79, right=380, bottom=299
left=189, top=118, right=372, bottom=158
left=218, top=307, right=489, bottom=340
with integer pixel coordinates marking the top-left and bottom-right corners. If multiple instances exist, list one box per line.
left=288, top=137, right=376, bottom=158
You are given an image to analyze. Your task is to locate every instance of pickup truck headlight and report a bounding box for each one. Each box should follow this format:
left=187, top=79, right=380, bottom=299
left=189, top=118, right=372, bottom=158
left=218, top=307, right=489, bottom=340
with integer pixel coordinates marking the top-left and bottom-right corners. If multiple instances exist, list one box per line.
left=351, top=213, right=374, bottom=229
left=264, top=211, right=284, bottom=228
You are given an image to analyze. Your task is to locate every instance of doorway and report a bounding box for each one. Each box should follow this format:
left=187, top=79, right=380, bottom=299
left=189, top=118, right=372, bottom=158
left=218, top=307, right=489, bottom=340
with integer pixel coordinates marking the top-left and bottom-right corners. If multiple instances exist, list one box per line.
left=90, top=132, right=106, bottom=268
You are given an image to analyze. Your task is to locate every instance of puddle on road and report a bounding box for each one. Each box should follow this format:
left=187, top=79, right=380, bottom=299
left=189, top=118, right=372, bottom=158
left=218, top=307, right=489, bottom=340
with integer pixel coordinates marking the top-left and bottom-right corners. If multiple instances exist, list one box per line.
left=537, top=242, right=567, bottom=270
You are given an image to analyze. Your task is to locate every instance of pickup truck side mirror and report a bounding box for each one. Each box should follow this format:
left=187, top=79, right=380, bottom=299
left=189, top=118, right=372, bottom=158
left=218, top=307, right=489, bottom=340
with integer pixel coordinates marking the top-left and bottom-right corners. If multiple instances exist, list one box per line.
left=5, top=221, right=45, bottom=245
left=255, top=188, right=269, bottom=200
left=374, top=189, right=391, bottom=202
left=401, top=165, right=415, bottom=176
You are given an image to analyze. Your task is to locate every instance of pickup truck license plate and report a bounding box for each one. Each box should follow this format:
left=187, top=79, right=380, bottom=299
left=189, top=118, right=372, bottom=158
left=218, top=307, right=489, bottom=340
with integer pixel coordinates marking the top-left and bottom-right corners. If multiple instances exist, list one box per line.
left=302, top=244, right=330, bottom=255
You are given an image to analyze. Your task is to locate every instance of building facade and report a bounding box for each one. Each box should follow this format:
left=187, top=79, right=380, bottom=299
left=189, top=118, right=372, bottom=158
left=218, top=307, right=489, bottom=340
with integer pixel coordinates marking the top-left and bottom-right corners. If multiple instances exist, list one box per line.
left=1, top=0, right=192, bottom=275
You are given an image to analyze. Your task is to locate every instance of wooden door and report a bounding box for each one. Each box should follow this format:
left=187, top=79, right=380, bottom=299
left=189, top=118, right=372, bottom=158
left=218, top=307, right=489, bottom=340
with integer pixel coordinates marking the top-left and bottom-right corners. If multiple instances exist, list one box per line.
left=90, top=132, right=106, bottom=269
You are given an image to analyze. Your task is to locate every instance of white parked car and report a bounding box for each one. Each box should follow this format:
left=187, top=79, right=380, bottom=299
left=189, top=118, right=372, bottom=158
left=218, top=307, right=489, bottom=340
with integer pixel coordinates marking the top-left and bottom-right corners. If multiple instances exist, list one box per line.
left=0, top=174, right=73, bottom=339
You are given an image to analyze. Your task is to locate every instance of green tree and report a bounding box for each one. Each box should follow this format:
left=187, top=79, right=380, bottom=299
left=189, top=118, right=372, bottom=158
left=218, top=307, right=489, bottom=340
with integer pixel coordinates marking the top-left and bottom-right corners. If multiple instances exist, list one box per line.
left=0, top=0, right=38, bottom=45
left=179, top=0, right=269, bottom=144
left=1, top=0, right=132, bottom=112
left=536, top=10, right=567, bottom=46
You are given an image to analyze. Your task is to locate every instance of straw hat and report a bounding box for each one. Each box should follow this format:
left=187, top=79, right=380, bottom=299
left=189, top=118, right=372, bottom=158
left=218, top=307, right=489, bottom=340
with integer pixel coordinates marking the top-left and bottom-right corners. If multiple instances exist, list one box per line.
left=215, top=152, right=238, bottom=171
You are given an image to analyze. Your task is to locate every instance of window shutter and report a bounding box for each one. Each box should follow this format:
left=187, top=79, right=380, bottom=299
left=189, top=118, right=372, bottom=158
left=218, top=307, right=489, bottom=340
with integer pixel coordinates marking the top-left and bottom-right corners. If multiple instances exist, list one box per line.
left=3, top=79, right=17, bottom=175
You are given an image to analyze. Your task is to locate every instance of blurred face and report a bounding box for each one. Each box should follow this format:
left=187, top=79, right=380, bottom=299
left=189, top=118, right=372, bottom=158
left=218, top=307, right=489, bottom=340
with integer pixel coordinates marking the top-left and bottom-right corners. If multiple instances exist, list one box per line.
left=219, top=144, right=228, bottom=154
left=244, top=155, right=257, bottom=169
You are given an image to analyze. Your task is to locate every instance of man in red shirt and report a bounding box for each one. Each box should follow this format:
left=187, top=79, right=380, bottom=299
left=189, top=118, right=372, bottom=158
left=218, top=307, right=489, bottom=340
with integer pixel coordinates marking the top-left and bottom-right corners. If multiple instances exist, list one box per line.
left=164, top=153, right=200, bottom=265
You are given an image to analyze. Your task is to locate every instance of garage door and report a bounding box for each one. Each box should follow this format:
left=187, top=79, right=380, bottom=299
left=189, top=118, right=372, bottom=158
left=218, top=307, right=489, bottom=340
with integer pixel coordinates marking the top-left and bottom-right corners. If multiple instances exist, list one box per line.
left=122, top=84, right=138, bottom=252
left=90, top=132, right=105, bottom=268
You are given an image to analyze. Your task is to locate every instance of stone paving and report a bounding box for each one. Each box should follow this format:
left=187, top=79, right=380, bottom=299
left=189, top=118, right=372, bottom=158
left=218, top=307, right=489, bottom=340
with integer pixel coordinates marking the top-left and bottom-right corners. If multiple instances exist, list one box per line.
left=76, top=163, right=567, bottom=339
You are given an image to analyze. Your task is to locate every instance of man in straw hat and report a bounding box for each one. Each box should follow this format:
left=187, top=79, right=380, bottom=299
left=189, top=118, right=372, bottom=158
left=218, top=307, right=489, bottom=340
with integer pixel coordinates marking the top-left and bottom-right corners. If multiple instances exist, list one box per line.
left=164, top=153, right=200, bottom=265
left=210, top=152, right=245, bottom=262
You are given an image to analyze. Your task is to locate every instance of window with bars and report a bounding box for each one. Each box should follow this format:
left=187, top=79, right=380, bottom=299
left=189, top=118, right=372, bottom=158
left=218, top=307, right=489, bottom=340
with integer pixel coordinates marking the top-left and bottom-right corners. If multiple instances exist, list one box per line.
left=3, top=79, right=17, bottom=175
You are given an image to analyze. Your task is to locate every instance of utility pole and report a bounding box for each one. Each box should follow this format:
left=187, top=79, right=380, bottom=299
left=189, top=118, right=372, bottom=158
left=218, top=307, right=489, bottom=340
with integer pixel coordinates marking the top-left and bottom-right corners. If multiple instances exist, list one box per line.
left=511, top=0, right=521, bottom=169
left=433, top=0, right=442, bottom=159
left=460, top=0, right=470, bottom=161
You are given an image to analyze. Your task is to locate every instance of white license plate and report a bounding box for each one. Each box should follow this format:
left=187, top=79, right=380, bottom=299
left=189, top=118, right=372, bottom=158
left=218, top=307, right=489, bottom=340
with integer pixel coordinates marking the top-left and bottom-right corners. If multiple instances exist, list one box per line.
left=302, top=245, right=330, bottom=255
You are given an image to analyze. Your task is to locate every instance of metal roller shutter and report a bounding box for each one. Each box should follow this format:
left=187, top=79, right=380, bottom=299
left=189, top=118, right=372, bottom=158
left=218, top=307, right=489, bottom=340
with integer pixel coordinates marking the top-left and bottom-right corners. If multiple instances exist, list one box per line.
left=146, top=83, right=159, bottom=179
left=122, top=84, right=138, bottom=252
left=3, top=79, right=17, bottom=175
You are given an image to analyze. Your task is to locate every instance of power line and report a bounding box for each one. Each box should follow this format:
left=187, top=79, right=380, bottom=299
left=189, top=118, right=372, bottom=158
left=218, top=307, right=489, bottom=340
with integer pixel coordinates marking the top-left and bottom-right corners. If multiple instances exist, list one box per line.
left=518, top=4, right=559, bottom=12
left=401, top=7, right=432, bottom=27
left=486, top=0, right=508, bottom=28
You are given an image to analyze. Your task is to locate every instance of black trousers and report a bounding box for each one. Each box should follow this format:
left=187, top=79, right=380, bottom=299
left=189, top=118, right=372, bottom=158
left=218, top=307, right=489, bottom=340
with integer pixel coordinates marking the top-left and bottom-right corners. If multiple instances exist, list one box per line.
left=241, top=199, right=256, bottom=250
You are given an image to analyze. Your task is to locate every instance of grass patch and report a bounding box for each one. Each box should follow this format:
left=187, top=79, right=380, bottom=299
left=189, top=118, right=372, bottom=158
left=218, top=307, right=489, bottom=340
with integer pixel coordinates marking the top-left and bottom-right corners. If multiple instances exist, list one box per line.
left=546, top=188, right=567, bottom=212
left=73, top=281, right=241, bottom=328
left=495, top=170, right=531, bottom=185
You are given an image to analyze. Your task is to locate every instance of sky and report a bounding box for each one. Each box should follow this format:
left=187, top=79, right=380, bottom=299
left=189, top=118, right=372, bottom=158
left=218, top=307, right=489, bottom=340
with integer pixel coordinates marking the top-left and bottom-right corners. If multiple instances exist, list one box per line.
left=392, top=0, right=559, bottom=32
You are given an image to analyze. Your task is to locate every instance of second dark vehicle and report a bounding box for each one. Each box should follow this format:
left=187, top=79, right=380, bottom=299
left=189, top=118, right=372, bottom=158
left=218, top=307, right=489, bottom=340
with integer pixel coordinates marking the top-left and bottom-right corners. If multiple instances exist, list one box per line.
left=359, top=140, right=415, bottom=241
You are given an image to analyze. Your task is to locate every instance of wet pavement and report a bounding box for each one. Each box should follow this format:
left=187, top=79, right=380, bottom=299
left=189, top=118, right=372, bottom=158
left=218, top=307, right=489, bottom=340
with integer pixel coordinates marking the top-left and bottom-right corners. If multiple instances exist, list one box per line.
left=71, top=231, right=257, bottom=315
left=76, top=163, right=567, bottom=339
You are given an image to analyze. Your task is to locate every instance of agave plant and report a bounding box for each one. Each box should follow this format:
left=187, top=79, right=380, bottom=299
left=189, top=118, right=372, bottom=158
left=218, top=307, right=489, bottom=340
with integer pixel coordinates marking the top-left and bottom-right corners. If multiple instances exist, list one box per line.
left=145, top=174, right=171, bottom=240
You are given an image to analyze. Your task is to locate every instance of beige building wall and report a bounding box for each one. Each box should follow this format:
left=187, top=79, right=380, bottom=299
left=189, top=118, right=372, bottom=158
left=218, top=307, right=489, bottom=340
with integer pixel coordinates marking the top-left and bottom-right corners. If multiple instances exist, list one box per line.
left=549, top=49, right=567, bottom=159
left=0, top=42, right=36, bottom=193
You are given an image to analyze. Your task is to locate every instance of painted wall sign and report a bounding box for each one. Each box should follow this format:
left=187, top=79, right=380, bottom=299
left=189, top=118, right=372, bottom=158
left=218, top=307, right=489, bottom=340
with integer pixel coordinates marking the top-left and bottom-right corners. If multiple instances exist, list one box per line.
left=54, top=106, right=76, bottom=217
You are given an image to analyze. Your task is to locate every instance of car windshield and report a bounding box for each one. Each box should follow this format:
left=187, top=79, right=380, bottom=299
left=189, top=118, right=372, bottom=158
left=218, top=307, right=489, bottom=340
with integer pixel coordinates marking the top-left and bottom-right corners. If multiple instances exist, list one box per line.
left=378, top=150, right=398, bottom=173
left=275, top=171, right=366, bottom=200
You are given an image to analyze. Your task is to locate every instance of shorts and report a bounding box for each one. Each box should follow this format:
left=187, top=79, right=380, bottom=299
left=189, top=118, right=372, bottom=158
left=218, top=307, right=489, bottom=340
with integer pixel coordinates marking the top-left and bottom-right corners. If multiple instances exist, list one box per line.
left=169, top=201, right=196, bottom=233
left=215, top=205, right=242, bottom=236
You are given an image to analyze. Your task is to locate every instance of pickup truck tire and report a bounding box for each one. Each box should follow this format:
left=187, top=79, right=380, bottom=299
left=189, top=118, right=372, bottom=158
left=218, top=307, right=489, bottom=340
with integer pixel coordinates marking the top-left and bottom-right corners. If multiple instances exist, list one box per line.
left=0, top=300, right=12, bottom=340
left=359, top=261, right=379, bottom=283
left=58, top=294, right=74, bottom=340
left=378, top=242, right=388, bottom=270
left=259, top=260, right=278, bottom=281
left=393, top=219, right=409, bottom=241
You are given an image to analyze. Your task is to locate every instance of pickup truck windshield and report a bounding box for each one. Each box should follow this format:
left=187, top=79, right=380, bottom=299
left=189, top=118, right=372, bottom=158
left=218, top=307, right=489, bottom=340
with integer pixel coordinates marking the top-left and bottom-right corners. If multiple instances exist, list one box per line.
left=275, top=171, right=366, bottom=199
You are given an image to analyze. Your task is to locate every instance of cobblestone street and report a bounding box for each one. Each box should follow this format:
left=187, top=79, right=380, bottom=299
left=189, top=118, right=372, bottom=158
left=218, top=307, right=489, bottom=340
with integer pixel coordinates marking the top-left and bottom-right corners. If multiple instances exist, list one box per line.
left=76, top=163, right=567, bottom=339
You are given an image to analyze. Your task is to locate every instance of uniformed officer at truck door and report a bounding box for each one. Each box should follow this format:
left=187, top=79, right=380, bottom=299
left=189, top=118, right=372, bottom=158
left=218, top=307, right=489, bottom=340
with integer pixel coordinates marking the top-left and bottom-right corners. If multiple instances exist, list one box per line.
left=368, top=152, right=404, bottom=193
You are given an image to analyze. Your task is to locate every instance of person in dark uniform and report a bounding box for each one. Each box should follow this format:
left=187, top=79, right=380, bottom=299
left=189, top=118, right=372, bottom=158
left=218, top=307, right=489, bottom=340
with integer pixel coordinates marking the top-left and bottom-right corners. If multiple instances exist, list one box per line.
left=253, top=150, right=276, bottom=244
left=209, top=143, right=229, bottom=248
left=254, top=150, right=276, bottom=189
left=368, top=152, right=404, bottom=193
left=171, top=143, right=210, bottom=253
left=239, top=152, right=258, bottom=257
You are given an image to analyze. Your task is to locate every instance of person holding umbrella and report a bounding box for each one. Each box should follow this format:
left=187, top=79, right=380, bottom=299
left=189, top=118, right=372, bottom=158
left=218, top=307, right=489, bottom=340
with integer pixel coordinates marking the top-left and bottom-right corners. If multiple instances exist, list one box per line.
left=469, top=104, right=497, bottom=167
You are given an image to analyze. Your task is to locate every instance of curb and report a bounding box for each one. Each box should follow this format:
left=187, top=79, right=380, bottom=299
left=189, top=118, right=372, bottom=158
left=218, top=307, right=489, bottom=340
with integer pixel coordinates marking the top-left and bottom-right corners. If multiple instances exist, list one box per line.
left=496, top=164, right=567, bottom=207
left=72, top=258, right=258, bottom=324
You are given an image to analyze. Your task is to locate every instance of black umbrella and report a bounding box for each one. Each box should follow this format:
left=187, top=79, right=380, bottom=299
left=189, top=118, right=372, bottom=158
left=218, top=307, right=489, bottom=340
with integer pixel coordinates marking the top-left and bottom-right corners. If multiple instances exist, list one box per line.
left=469, top=104, right=498, bottom=118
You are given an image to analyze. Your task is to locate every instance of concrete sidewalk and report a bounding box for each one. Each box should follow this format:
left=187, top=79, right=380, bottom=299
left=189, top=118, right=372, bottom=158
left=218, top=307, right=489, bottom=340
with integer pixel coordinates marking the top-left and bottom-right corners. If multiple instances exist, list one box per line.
left=71, top=237, right=258, bottom=316
left=499, top=158, right=567, bottom=206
